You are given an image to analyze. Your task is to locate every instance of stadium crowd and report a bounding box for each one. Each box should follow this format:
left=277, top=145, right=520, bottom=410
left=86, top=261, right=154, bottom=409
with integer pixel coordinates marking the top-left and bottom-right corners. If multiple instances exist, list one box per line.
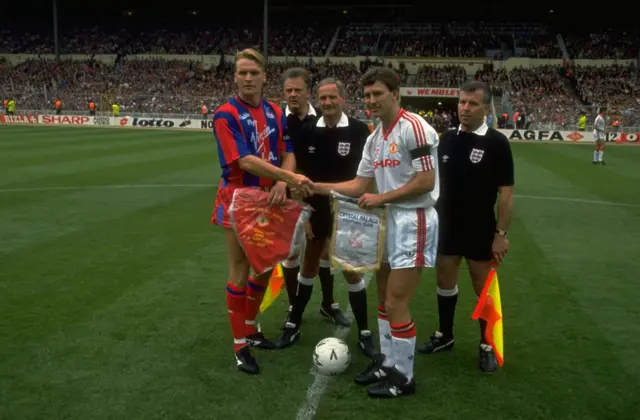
left=563, top=30, right=640, bottom=60
left=1, top=22, right=638, bottom=129
left=0, top=23, right=635, bottom=60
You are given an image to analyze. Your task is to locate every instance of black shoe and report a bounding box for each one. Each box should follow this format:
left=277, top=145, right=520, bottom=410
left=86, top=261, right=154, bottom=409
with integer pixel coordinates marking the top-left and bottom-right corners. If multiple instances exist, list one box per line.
left=416, top=331, right=455, bottom=354
left=592, top=161, right=599, bottom=165
left=601, top=161, right=606, bottom=166
left=275, top=321, right=300, bottom=349
left=358, top=330, right=377, bottom=359
left=320, top=303, right=351, bottom=327
left=235, top=346, right=260, bottom=375
left=367, top=366, right=415, bottom=398
left=246, top=332, right=277, bottom=350
left=479, top=343, right=498, bottom=373
left=355, top=353, right=386, bottom=386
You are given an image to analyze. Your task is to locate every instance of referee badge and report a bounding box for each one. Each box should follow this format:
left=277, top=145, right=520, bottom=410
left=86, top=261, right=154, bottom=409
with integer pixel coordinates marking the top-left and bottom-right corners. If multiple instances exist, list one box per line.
left=338, top=142, right=351, bottom=156
left=470, top=148, right=484, bottom=163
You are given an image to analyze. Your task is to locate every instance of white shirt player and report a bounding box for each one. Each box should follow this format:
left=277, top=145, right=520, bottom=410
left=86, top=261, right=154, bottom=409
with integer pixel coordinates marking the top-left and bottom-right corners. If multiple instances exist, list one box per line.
left=593, top=113, right=605, bottom=140
left=357, top=109, right=439, bottom=210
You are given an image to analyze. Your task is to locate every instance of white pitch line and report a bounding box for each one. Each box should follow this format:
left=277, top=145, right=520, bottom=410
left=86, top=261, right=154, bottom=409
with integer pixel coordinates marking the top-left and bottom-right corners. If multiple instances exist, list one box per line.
left=295, top=275, right=371, bottom=420
left=514, top=194, right=640, bottom=209
left=0, top=184, right=638, bottom=210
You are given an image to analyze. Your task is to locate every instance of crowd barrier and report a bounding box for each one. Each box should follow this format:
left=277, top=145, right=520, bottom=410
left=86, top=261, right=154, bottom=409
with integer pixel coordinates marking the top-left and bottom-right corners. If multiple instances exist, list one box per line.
left=2, top=113, right=638, bottom=144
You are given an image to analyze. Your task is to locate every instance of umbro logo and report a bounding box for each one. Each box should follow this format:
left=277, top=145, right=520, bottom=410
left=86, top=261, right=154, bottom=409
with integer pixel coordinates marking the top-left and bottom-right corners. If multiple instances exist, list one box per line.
left=442, top=155, right=449, bottom=162
left=308, top=146, right=316, bottom=154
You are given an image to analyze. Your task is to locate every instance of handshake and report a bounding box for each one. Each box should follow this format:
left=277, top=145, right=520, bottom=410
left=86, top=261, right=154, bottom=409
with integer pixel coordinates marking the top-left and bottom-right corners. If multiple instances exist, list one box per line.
left=267, top=171, right=316, bottom=205
left=287, top=173, right=316, bottom=200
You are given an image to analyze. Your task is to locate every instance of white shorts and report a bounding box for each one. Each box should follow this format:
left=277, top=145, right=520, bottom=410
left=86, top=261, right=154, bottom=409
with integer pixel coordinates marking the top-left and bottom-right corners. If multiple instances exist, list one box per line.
left=594, top=132, right=605, bottom=141
left=383, top=206, right=438, bottom=269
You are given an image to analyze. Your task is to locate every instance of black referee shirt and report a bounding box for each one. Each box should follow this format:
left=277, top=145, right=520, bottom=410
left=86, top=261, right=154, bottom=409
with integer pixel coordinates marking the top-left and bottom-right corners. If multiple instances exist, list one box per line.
left=437, top=124, right=514, bottom=225
left=285, top=103, right=321, bottom=144
left=293, top=113, right=371, bottom=183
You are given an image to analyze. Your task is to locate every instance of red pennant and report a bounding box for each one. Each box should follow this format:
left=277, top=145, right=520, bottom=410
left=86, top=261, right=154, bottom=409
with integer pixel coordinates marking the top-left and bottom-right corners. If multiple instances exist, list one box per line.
left=229, top=188, right=311, bottom=275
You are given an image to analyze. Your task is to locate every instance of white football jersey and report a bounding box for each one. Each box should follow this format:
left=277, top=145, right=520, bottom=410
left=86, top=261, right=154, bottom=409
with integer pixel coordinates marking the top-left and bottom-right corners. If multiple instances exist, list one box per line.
left=593, top=114, right=605, bottom=140
left=357, top=109, right=439, bottom=209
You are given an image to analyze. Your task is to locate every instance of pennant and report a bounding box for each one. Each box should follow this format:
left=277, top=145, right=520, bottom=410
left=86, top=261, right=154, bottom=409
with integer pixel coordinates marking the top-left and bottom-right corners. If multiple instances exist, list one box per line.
left=228, top=188, right=312, bottom=275
left=259, top=263, right=284, bottom=313
left=472, top=268, right=504, bottom=366
left=329, top=192, right=386, bottom=273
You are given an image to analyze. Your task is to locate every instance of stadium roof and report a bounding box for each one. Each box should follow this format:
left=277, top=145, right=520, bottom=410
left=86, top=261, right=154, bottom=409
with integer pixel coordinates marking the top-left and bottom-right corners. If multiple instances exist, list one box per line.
left=1, top=0, right=629, bottom=26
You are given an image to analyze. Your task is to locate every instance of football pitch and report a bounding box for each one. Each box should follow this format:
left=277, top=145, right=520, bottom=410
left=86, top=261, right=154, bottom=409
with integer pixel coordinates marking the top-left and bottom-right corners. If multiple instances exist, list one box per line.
left=1, top=125, right=639, bottom=420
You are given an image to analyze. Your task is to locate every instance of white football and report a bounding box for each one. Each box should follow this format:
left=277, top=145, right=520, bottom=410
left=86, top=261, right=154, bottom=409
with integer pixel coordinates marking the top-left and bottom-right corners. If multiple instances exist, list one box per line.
left=313, top=337, right=351, bottom=376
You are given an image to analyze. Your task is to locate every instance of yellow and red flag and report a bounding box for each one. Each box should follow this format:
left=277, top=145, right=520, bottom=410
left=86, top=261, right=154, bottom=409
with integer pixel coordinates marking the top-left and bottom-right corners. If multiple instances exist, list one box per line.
left=472, top=268, right=504, bottom=366
left=259, top=263, right=284, bottom=313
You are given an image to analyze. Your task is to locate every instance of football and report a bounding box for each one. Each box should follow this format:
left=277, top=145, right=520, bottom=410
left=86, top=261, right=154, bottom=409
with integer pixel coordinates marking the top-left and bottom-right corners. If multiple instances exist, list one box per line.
left=312, top=337, right=351, bottom=376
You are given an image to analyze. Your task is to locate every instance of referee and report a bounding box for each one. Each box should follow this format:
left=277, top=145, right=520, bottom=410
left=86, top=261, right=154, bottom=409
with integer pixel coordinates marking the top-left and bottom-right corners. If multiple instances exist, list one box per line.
left=417, top=81, right=514, bottom=372
left=275, top=78, right=376, bottom=357
left=280, top=68, right=336, bottom=319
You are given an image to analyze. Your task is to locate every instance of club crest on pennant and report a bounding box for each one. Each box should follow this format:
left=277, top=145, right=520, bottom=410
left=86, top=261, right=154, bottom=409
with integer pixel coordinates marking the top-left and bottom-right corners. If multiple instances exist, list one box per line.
left=349, top=229, right=364, bottom=248
left=470, top=148, right=484, bottom=163
left=337, top=142, right=351, bottom=156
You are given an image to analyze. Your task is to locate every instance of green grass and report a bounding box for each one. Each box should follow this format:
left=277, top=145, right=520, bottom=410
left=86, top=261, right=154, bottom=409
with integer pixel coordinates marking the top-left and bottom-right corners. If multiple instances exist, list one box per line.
left=1, top=125, right=640, bottom=420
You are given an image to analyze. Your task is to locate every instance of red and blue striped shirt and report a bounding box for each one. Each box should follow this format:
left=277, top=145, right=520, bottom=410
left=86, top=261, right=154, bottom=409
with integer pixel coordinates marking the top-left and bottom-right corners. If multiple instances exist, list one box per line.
left=213, top=96, right=292, bottom=188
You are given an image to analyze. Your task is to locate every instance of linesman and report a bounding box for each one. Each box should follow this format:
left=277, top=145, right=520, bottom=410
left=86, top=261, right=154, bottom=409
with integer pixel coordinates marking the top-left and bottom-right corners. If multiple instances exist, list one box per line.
left=417, top=81, right=514, bottom=373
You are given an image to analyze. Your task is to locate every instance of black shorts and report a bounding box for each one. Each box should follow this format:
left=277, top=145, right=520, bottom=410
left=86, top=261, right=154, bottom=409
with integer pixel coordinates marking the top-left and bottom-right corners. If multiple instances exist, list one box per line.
left=438, top=218, right=495, bottom=261
left=305, top=195, right=333, bottom=239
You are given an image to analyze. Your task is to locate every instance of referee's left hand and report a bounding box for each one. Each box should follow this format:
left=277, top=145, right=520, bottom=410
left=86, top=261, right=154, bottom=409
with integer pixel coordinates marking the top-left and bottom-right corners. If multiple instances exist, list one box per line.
left=492, top=235, right=509, bottom=264
left=268, top=181, right=288, bottom=205
left=358, top=193, right=385, bottom=210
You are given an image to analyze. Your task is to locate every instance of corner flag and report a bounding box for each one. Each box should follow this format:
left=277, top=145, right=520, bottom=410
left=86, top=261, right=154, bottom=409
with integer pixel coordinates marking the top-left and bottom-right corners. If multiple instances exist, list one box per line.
left=472, top=268, right=504, bottom=366
left=259, top=263, right=284, bottom=313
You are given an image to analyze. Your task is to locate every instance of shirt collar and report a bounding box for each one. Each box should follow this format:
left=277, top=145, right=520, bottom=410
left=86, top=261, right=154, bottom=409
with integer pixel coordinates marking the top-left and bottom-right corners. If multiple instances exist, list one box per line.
left=317, top=112, right=349, bottom=128
left=285, top=102, right=316, bottom=117
left=458, top=123, right=488, bottom=136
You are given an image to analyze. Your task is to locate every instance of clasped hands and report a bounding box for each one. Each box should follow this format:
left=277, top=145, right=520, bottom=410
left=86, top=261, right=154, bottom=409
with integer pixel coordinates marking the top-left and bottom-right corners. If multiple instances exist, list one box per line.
left=269, top=173, right=386, bottom=211
left=267, top=174, right=314, bottom=205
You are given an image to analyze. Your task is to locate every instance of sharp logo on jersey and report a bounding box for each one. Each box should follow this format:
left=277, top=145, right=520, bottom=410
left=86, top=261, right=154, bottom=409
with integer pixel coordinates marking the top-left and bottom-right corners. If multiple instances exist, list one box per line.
left=239, top=113, right=251, bottom=120
left=388, top=142, right=398, bottom=155
left=337, top=142, right=351, bottom=156
left=373, top=159, right=401, bottom=169
left=470, top=148, right=484, bottom=163
left=265, top=109, right=275, bottom=119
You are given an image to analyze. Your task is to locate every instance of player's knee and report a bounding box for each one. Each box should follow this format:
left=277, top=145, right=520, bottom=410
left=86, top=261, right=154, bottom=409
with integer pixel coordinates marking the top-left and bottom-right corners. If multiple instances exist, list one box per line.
left=282, top=255, right=300, bottom=268
left=436, top=256, right=460, bottom=288
left=343, top=270, right=362, bottom=285
left=252, top=269, right=272, bottom=285
left=385, top=286, right=411, bottom=313
left=467, top=259, right=491, bottom=294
